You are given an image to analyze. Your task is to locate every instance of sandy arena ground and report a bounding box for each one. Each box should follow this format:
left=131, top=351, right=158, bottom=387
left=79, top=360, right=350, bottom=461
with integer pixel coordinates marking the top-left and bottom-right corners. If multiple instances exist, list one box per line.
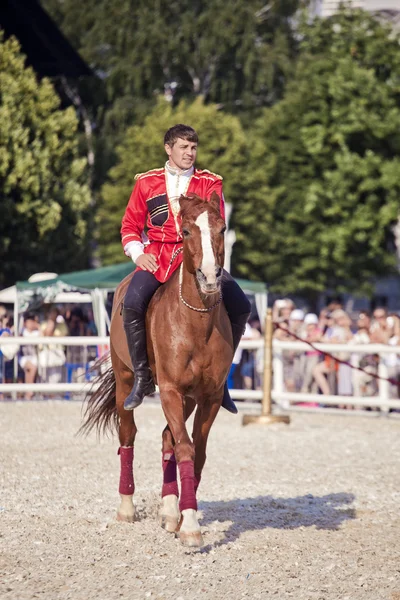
left=0, top=400, right=399, bottom=600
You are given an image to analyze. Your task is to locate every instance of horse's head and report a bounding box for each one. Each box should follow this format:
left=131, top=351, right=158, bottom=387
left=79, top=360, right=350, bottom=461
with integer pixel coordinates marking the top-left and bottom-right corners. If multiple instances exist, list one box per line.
left=179, top=192, right=226, bottom=294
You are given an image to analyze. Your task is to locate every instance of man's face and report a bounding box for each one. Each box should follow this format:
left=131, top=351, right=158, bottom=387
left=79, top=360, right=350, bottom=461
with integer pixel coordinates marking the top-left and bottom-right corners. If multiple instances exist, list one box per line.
left=357, top=313, right=371, bottom=329
left=373, top=310, right=387, bottom=326
left=24, top=318, right=37, bottom=331
left=165, top=137, right=197, bottom=171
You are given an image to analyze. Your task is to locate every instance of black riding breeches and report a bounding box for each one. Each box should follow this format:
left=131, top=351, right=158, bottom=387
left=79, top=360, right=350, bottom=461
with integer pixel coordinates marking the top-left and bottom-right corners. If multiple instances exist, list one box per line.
left=124, top=269, right=251, bottom=323
left=124, top=271, right=163, bottom=315
left=220, top=270, right=252, bottom=321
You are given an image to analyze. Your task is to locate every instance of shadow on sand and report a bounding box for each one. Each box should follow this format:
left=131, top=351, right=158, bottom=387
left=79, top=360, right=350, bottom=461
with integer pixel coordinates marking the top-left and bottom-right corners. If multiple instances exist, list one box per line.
left=196, top=492, right=356, bottom=551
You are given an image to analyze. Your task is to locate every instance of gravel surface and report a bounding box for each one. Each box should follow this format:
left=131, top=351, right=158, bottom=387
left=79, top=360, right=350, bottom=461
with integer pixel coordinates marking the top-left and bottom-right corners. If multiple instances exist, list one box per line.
left=1, top=400, right=399, bottom=600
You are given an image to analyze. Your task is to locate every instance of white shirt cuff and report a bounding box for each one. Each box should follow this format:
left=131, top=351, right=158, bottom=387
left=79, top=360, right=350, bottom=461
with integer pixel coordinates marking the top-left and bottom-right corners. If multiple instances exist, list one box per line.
left=124, top=241, right=145, bottom=263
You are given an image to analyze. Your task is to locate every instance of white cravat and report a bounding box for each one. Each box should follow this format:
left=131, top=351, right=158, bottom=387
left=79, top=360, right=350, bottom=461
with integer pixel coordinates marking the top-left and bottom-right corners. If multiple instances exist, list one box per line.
left=165, top=160, right=194, bottom=205
left=124, top=162, right=194, bottom=262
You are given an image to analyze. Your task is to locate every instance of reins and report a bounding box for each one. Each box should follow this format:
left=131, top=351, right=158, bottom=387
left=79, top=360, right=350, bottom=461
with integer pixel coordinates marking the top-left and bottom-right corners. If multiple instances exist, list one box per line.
left=178, top=264, right=222, bottom=313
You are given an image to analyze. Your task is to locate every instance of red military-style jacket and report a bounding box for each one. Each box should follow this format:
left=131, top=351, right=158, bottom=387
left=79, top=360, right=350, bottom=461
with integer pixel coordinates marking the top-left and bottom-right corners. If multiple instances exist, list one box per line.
left=121, top=167, right=225, bottom=282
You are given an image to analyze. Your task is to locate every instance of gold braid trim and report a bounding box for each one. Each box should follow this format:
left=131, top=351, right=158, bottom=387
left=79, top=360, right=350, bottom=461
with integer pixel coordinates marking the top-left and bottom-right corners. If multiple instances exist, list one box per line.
left=196, top=169, right=223, bottom=180
left=134, top=168, right=164, bottom=181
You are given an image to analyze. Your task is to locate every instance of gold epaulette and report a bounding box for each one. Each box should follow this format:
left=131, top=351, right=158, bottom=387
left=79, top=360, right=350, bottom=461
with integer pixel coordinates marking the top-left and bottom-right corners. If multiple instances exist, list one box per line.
left=197, top=168, right=223, bottom=180
left=134, top=167, right=164, bottom=181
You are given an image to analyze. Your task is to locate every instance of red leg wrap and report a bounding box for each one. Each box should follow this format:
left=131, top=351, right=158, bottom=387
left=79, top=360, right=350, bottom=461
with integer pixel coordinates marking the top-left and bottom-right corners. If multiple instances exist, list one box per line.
left=178, top=460, right=197, bottom=512
left=161, top=451, right=179, bottom=498
left=118, top=446, right=134, bottom=495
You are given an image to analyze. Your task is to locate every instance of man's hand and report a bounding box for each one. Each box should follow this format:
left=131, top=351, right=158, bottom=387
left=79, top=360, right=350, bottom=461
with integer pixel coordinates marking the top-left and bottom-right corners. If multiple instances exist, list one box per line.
left=136, top=253, right=158, bottom=273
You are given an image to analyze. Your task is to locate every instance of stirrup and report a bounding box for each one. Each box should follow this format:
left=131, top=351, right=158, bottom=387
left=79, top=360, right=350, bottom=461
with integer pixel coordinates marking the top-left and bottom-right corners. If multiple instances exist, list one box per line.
left=221, top=382, right=238, bottom=414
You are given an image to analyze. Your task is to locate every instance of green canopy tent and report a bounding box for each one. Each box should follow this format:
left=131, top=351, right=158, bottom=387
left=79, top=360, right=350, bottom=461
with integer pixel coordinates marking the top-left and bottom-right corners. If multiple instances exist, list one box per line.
left=16, top=262, right=268, bottom=334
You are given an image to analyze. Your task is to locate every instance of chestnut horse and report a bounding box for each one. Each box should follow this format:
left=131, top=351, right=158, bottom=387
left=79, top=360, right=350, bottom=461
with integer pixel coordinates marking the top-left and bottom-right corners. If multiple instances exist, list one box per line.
left=81, top=192, right=233, bottom=547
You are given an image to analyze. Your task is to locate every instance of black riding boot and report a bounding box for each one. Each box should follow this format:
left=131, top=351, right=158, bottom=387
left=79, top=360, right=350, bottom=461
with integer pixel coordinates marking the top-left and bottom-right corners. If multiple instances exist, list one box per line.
left=123, top=307, right=156, bottom=411
left=221, top=318, right=250, bottom=414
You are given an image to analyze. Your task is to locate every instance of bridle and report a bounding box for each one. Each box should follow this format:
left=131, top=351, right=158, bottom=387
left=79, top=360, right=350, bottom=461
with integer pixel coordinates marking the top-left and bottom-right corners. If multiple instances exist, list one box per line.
left=170, top=238, right=222, bottom=313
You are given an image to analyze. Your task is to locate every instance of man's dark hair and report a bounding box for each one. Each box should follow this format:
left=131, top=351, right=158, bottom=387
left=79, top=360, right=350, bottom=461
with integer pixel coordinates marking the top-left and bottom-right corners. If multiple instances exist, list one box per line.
left=23, top=311, right=37, bottom=322
left=164, top=124, right=198, bottom=147
left=70, top=307, right=85, bottom=321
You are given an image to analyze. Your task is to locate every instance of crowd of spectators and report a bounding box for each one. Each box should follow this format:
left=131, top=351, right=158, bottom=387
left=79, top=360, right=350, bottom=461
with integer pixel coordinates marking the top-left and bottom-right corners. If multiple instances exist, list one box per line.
left=268, top=299, right=400, bottom=400
left=2, top=298, right=400, bottom=404
left=0, top=304, right=98, bottom=399
left=227, top=298, right=400, bottom=404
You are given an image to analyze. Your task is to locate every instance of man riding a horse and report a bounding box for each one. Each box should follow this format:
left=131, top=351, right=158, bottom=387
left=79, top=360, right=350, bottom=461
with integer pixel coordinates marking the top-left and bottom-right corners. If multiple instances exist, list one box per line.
left=81, top=125, right=252, bottom=545
left=121, top=124, right=251, bottom=413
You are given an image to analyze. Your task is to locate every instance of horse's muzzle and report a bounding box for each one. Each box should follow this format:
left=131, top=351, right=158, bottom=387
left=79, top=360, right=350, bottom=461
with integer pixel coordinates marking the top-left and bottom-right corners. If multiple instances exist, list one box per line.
left=196, top=266, right=223, bottom=294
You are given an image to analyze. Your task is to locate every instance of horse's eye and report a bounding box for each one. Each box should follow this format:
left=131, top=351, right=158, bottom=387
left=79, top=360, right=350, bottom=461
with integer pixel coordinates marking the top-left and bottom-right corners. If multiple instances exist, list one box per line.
left=220, top=227, right=226, bottom=235
left=182, top=229, right=190, bottom=237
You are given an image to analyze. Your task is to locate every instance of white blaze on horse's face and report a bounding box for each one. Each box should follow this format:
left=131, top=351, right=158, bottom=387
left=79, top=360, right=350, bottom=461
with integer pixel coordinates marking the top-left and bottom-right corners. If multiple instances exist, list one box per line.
left=195, top=210, right=222, bottom=293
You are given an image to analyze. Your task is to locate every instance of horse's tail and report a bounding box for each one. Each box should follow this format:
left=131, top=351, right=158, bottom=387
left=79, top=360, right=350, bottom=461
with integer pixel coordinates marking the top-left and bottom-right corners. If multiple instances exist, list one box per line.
left=78, top=354, right=118, bottom=437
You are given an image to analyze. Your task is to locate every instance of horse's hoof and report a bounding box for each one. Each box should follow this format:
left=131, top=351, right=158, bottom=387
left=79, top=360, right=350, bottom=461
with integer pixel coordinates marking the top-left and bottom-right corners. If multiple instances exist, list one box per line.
left=160, top=514, right=179, bottom=533
left=116, top=511, right=135, bottom=523
left=178, top=531, right=204, bottom=548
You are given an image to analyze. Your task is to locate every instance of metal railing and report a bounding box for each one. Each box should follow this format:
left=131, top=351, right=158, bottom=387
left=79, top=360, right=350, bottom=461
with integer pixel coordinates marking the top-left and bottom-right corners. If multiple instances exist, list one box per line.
left=271, top=339, right=400, bottom=412
left=0, top=336, right=400, bottom=413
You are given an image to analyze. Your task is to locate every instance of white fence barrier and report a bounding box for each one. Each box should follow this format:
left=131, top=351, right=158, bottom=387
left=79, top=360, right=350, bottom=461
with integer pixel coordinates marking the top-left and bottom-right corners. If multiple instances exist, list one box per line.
left=0, top=336, right=400, bottom=412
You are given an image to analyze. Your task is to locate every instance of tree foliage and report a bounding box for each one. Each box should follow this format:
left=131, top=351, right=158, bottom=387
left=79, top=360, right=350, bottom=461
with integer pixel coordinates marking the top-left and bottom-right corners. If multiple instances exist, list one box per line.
left=42, top=0, right=302, bottom=110
left=233, top=8, right=400, bottom=295
left=98, top=97, right=247, bottom=264
left=41, top=0, right=304, bottom=202
left=0, top=35, right=91, bottom=286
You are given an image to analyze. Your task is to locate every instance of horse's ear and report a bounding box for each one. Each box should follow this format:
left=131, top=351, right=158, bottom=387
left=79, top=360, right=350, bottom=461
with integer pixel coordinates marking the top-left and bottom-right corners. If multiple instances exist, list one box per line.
left=210, top=191, right=221, bottom=214
left=179, top=195, right=191, bottom=216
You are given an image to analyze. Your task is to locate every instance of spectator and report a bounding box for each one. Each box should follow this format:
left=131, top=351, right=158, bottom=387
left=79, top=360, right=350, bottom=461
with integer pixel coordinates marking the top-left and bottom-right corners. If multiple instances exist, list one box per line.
left=241, top=318, right=262, bottom=392
left=370, top=307, right=391, bottom=344
left=19, top=312, right=41, bottom=400
left=0, top=313, right=18, bottom=397
left=289, top=309, right=305, bottom=391
left=66, top=307, right=90, bottom=383
left=350, top=311, right=377, bottom=398
left=312, top=309, right=353, bottom=396
left=273, top=313, right=297, bottom=392
left=319, top=309, right=334, bottom=335
left=300, top=313, right=323, bottom=394
left=68, top=307, right=89, bottom=337
left=333, top=310, right=354, bottom=397
left=227, top=323, right=253, bottom=391
left=2, top=315, right=17, bottom=384
left=86, top=308, right=98, bottom=336
left=38, top=307, right=68, bottom=384
left=272, top=299, right=295, bottom=324
left=0, top=305, right=7, bottom=322
left=385, top=314, right=400, bottom=398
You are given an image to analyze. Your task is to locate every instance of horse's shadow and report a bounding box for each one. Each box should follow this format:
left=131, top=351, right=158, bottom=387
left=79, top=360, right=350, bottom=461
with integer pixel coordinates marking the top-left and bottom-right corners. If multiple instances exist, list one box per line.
left=197, top=492, right=356, bottom=551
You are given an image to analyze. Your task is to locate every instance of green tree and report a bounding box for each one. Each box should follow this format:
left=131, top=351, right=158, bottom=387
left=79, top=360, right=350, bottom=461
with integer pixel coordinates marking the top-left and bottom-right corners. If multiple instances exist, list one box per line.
left=98, top=97, right=247, bottom=264
left=42, top=0, right=303, bottom=110
left=40, top=0, right=306, bottom=239
left=233, top=8, right=400, bottom=296
left=0, top=35, right=91, bottom=286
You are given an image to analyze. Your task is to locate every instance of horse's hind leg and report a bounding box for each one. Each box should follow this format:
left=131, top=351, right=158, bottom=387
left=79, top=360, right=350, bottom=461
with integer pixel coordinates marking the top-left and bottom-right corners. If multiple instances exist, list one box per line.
left=113, top=351, right=137, bottom=523
left=159, top=398, right=196, bottom=533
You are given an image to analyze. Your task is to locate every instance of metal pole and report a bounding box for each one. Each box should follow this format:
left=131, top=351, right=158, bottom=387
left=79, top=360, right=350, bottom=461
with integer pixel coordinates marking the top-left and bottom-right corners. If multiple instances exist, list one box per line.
left=261, top=307, right=273, bottom=416
left=242, top=309, right=290, bottom=426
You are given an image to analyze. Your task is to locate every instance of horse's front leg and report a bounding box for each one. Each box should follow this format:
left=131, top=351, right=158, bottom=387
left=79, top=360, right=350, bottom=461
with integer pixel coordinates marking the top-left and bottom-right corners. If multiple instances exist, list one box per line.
left=159, top=398, right=196, bottom=533
left=160, top=388, right=202, bottom=547
left=114, top=355, right=137, bottom=523
left=192, top=397, right=221, bottom=493
left=159, top=425, right=180, bottom=532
